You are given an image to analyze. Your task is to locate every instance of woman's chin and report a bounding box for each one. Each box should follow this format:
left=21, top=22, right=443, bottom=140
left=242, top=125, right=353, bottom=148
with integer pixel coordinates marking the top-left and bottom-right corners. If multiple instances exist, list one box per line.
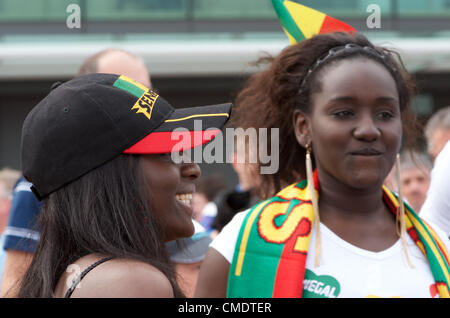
left=348, top=171, right=385, bottom=190
left=165, top=221, right=195, bottom=242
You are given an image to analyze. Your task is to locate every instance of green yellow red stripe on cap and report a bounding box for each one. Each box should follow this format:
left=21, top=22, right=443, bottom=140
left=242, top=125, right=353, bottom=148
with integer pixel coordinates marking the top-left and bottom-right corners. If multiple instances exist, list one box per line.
left=113, top=75, right=159, bottom=121
left=113, top=75, right=148, bottom=98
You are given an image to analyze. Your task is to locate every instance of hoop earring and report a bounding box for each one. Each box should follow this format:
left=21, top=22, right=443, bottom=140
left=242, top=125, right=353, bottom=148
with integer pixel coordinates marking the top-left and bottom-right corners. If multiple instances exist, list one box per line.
left=395, top=153, right=414, bottom=268
left=306, top=144, right=321, bottom=267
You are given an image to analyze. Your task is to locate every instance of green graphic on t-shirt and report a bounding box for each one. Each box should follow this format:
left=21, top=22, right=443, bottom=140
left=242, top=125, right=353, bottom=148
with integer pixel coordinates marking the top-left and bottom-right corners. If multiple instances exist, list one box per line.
left=303, top=269, right=341, bottom=298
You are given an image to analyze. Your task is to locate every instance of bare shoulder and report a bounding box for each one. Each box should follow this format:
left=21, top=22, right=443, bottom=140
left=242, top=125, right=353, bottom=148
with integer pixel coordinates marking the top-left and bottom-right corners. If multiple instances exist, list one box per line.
left=66, top=257, right=174, bottom=298
left=101, top=259, right=174, bottom=297
left=194, top=247, right=230, bottom=298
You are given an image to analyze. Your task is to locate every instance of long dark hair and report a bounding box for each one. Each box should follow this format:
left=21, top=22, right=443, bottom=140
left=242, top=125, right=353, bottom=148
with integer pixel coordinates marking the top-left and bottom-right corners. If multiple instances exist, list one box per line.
left=17, top=154, right=184, bottom=297
left=230, top=32, right=418, bottom=199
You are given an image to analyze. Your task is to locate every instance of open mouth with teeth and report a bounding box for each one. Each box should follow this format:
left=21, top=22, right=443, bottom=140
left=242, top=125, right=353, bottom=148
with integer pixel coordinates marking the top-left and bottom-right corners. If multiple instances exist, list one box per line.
left=175, top=193, right=193, bottom=206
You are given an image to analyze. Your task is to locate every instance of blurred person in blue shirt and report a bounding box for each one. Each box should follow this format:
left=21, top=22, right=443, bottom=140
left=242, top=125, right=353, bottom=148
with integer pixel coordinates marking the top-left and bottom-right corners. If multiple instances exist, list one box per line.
left=0, top=168, right=21, bottom=287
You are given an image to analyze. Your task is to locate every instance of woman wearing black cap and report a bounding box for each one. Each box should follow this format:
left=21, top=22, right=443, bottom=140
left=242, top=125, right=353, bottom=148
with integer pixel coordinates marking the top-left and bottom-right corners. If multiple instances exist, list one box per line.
left=16, top=73, right=231, bottom=298
left=195, top=32, right=450, bottom=298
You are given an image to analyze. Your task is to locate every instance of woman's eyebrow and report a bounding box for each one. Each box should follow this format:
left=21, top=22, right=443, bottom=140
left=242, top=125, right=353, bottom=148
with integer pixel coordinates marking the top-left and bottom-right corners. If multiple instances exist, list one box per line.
left=328, top=96, right=355, bottom=102
left=328, top=96, right=399, bottom=103
left=375, top=96, right=399, bottom=103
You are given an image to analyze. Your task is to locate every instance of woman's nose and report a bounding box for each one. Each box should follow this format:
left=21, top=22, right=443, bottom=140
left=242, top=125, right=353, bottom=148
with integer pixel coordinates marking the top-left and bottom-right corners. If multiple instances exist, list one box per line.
left=181, top=162, right=201, bottom=180
left=353, top=114, right=381, bottom=142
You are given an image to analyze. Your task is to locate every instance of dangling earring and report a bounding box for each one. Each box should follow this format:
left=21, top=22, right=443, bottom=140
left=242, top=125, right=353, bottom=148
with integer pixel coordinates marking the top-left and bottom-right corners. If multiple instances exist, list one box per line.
left=395, top=153, right=414, bottom=268
left=306, top=144, right=321, bottom=267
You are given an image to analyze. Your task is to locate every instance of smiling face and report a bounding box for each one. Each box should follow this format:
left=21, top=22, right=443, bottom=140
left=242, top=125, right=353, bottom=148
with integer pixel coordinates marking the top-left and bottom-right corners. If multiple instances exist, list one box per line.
left=295, top=58, right=403, bottom=190
left=141, top=154, right=201, bottom=242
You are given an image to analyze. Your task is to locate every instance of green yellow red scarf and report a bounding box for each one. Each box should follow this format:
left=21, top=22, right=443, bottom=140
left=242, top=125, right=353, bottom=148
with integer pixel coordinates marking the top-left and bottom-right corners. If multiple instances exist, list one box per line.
left=227, top=172, right=450, bottom=298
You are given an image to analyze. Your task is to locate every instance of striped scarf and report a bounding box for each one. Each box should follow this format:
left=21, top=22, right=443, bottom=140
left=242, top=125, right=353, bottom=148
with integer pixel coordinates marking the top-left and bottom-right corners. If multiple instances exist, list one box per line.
left=227, top=173, right=450, bottom=298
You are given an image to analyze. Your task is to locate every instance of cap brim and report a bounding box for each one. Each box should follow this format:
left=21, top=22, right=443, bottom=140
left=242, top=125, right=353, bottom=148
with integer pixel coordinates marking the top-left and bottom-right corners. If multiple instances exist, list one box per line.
left=123, top=103, right=231, bottom=154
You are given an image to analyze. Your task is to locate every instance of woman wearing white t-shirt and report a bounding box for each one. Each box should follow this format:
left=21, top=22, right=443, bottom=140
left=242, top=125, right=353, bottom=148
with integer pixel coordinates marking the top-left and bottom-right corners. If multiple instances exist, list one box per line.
left=195, top=33, right=450, bottom=298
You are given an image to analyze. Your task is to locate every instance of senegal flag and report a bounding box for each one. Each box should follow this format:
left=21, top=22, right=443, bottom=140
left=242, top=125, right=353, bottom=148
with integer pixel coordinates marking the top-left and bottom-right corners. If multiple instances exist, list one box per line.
left=271, top=0, right=356, bottom=44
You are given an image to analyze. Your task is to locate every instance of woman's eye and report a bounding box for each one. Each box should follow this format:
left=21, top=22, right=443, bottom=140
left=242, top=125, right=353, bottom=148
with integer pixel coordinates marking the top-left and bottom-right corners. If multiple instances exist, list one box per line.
left=168, top=151, right=191, bottom=164
left=332, top=110, right=354, bottom=118
left=159, top=153, right=174, bottom=162
left=377, top=111, right=394, bottom=120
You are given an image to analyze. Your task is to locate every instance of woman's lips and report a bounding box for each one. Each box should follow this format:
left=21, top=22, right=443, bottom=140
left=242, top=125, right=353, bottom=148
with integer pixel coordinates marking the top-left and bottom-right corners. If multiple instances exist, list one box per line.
left=175, top=193, right=193, bottom=206
left=349, top=148, right=382, bottom=156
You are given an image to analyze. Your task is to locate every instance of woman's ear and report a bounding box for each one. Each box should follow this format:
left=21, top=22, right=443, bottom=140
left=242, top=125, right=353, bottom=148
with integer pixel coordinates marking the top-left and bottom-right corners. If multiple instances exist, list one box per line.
left=293, top=110, right=311, bottom=148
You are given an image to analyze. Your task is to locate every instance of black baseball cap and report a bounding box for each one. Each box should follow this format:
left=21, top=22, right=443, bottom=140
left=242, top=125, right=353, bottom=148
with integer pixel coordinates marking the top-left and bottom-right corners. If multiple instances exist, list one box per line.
left=21, top=73, right=231, bottom=200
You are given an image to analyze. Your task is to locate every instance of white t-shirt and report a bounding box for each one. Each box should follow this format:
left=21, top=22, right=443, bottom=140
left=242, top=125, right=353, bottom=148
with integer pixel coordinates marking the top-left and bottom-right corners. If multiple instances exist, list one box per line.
left=211, top=210, right=450, bottom=298
left=420, top=140, right=450, bottom=238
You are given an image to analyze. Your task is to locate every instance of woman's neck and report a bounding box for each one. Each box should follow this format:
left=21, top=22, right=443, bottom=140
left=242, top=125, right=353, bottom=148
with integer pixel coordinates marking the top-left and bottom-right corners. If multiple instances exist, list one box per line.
left=315, top=168, right=399, bottom=252
left=316, top=169, right=386, bottom=222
